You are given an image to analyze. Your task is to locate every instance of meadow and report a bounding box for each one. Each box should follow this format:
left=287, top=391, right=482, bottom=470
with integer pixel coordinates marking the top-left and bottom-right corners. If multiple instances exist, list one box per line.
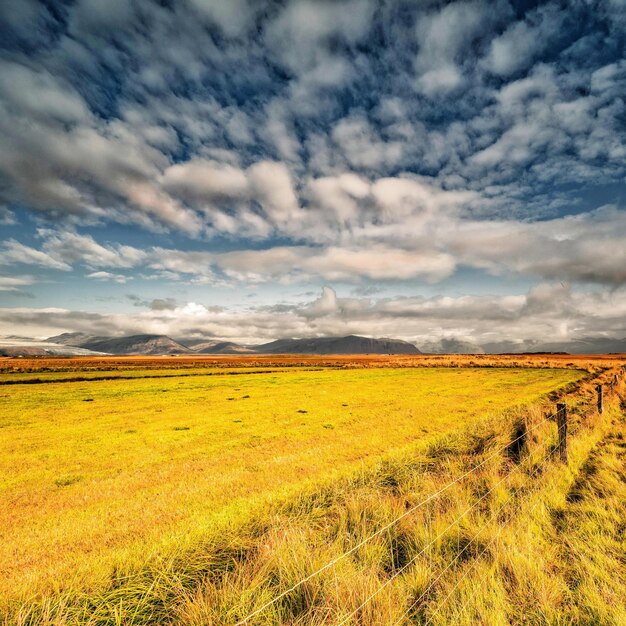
left=1, top=356, right=624, bottom=625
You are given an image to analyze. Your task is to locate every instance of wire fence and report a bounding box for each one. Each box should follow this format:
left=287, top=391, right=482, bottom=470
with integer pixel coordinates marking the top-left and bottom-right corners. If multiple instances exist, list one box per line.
left=337, top=438, right=556, bottom=626
left=234, top=368, right=624, bottom=625
left=394, top=439, right=559, bottom=626
left=235, top=411, right=554, bottom=625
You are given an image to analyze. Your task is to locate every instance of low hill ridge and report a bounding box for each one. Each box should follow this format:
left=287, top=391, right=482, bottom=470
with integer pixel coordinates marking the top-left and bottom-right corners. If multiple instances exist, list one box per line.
left=48, top=334, right=192, bottom=356
left=255, top=335, right=421, bottom=355
left=46, top=333, right=421, bottom=355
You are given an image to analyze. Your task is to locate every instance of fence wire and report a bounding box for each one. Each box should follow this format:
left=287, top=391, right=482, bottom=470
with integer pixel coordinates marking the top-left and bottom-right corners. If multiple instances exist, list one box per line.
left=234, top=372, right=623, bottom=626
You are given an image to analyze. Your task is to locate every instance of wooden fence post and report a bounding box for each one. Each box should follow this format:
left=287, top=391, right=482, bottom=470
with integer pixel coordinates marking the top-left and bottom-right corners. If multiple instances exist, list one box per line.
left=596, top=384, right=603, bottom=414
left=556, top=403, right=567, bottom=463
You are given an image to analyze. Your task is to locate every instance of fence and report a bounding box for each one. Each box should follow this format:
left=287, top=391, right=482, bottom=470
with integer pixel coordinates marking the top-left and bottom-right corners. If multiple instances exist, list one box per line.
left=234, top=365, right=625, bottom=625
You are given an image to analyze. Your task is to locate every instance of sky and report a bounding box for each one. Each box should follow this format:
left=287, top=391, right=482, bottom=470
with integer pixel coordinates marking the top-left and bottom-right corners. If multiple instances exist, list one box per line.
left=0, top=0, right=625, bottom=351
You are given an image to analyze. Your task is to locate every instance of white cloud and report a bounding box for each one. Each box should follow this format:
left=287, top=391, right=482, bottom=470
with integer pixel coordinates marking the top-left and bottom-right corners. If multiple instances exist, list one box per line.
left=332, top=116, right=405, bottom=170
left=483, top=4, right=564, bottom=76
left=414, top=0, right=492, bottom=95
left=0, top=240, right=71, bottom=271
left=446, top=205, right=626, bottom=286
left=300, top=246, right=456, bottom=282
left=264, top=0, right=374, bottom=75
left=39, top=230, right=147, bottom=269
left=0, top=59, right=90, bottom=124
left=247, top=161, right=303, bottom=228
left=301, top=286, right=338, bottom=317
left=0, top=61, right=202, bottom=234
left=86, top=271, right=130, bottom=283
left=1, top=201, right=625, bottom=289
left=1, top=284, right=625, bottom=350
left=0, top=275, right=35, bottom=291
left=307, top=173, right=371, bottom=224
left=161, top=158, right=249, bottom=201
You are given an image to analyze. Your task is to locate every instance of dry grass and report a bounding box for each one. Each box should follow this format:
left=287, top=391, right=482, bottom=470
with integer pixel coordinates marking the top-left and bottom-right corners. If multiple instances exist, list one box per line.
left=1, top=356, right=624, bottom=625
left=1, top=352, right=624, bottom=375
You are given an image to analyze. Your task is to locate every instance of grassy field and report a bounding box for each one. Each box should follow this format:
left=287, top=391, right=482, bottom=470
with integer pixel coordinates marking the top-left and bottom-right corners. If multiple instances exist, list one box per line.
left=2, top=352, right=624, bottom=375
left=1, top=358, right=624, bottom=625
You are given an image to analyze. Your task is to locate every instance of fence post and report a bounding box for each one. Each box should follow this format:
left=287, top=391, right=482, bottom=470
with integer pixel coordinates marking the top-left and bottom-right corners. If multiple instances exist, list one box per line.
left=596, top=384, right=603, bottom=414
left=556, top=403, right=567, bottom=463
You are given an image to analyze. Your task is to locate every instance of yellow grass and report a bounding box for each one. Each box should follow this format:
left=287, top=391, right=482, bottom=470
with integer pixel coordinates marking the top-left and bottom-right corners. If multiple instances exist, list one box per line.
left=2, top=367, right=580, bottom=606
left=1, top=359, right=624, bottom=625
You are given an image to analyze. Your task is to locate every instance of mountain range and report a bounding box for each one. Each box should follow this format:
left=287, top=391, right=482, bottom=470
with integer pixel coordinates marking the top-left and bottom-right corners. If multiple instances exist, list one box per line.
left=2, top=332, right=626, bottom=357
left=40, top=333, right=422, bottom=356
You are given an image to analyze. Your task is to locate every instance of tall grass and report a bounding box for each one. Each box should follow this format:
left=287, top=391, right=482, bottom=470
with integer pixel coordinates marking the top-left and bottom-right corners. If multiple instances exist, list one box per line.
left=4, top=367, right=623, bottom=625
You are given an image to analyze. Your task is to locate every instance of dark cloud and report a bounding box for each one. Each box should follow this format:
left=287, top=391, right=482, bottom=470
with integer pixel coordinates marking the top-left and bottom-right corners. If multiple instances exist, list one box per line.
left=127, top=295, right=178, bottom=310
left=148, top=298, right=177, bottom=311
left=0, top=0, right=623, bottom=233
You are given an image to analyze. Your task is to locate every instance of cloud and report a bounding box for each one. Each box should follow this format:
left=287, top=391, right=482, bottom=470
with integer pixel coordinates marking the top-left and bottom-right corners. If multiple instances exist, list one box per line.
left=301, top=286, right=339, bottom=317
left=0, top=60, right=90, bottom=124
left=86, top=271, right=130, bottom=283
left=0, top=0, right=623, bottom=241
left=0, top=0, right=625, bottom=346
left=413, top=0, right=495, bottom=95
left=0, top=60, right=202, bottom=233
left=247, top=161, right=303, bottom=229
left=126, top=295, right=177, bottom=310
left=300, top=246, right=456, bottom=282
left=446, top=205, right=626, bottom=286
left=0, top=207, right=16, bottom=225
left=187, top=0, right=257, bottom=38
left=0, top=275, right=35, bottom=291
left=306, top=173, right=370, bottom=224
left=38, top=230, right=147, bottom=269
left=161, top=158, right=249, bottom=202
left=263, top=0, right=374, bottom=76
left=482, top=4, right=565, bottom=76
left=1, top=284, right=625, bottom=350
left=2, top=201, right=626, bottom=289
left=148, top=298, right=178, bottom=311
left=331, top=116, right=405, bottom=170
left=0, top=240, right=71, bottom=271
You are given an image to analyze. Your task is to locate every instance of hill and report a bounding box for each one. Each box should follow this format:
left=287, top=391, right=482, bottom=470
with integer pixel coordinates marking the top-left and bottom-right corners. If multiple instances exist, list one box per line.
left=45, top=333, right=421, bottom=355
left=0, top=339, right=105, bottom=357
left=193, top=341, right=256, bottom=354
left=47, top=332, right=97, bottom=346
left=255, top=335, right=421, bottom=355
left=78, top=334, right=192, bottom=356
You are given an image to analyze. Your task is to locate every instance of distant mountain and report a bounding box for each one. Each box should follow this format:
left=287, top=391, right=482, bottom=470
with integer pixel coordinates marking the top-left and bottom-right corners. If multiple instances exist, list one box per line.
left=52, top=334, right=192, bottom=355
left=420, top=337, right=485, bottom=355
left=533, top=336, right=626, bottom=355
left=176, top=338, right=254, bottom=353
left=44, top=332, right=421, bottom=355
left=0, top=338, right=105, bottom=357
left=47, top=332, right=97, bottom=346
left=176, top=338, right=219, bottom=348
left=38, top=331, right=626, bottom=356
left=255, top=335, right=421, bottom=355
left=481, top=336, right=626, bottom=355
left=82, top=334, right=193, bottom=355
left=194, top=341, right=256, bottom=354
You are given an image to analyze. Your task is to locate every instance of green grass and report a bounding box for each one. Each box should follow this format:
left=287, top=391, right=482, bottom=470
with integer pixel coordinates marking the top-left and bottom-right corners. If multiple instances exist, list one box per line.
left=0, top=366, right=582, bottom=614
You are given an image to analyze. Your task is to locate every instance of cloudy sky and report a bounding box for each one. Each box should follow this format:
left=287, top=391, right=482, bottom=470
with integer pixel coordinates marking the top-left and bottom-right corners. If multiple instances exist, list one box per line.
left=0, top=0, right=625, bottom=350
